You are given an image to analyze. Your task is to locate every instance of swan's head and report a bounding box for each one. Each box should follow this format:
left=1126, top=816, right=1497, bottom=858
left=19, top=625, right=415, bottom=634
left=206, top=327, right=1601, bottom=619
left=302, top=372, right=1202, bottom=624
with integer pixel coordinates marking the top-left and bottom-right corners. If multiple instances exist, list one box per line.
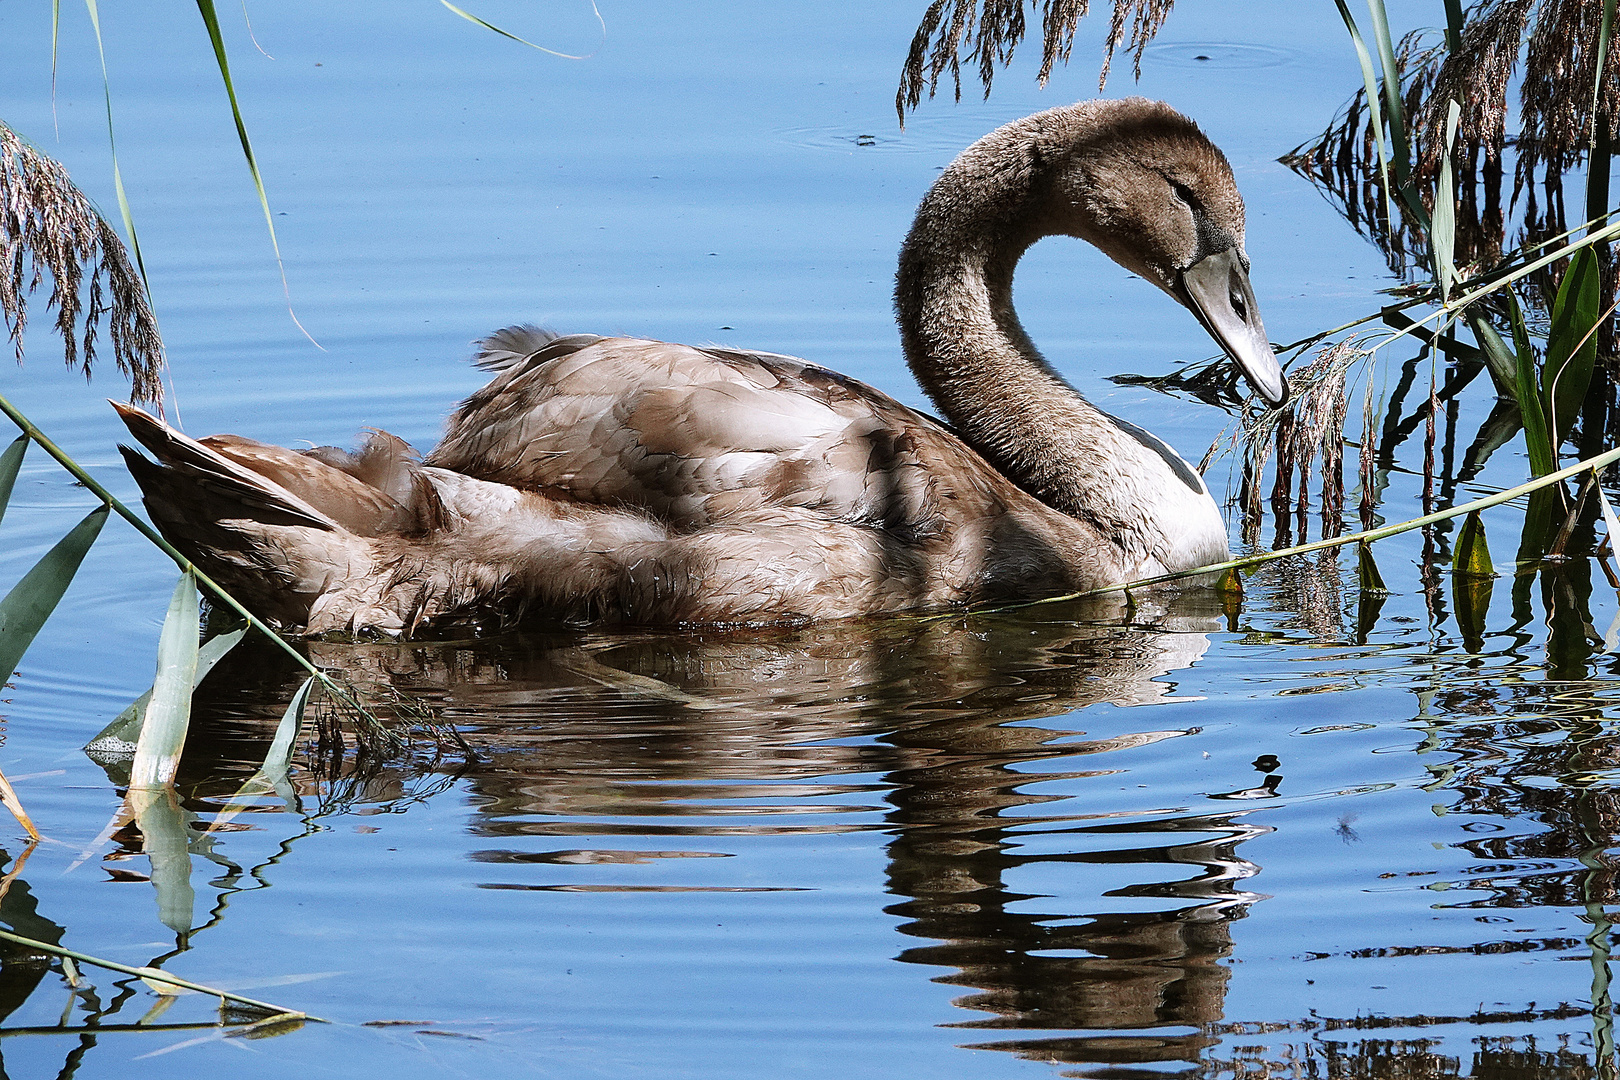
left=1041, top=99, right=1288, bottom=406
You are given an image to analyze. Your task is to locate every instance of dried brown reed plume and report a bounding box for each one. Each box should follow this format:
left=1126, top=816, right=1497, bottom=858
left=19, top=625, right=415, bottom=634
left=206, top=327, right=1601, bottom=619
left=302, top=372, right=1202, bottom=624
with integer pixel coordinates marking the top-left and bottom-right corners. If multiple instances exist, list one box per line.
left=0, top=119, right=163, bottom=403
left=896, top=0, right=1175, bottom=119
left=1241, top=339, right=1365, bottom=544
left=1284, top=0, right=1620, bottom=285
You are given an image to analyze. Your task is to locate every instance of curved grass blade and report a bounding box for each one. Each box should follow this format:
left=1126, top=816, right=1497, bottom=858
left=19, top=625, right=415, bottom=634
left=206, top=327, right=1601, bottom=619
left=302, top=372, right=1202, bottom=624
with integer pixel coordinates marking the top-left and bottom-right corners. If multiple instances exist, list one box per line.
left=128, top=571, right=200, bottom=790
left=1365, top=0, right=1411, bottom=188
left=1466, top=309, right=1519, bottom=398
left=0, top=435, right=28, bottom=531
left=85, top=627, right=244, bottom=754
left=1544, top=247, right=1601, bottom=449
left=1332, top=0, right=1400, bottom=233
left=193, top=0, right=316, bottom=345
left=0, top=504, right=108, bottom=682
left=1506, top=291, right=1556, bottom=477
left=82, top=0, right=151, bottom=290
left=440, top=0, right=605, bottom=59
left=210, top=675, right=314, bottom=830
left=1589, top=0, right=1617, bottom=232
left=0, top=926, right=320, bottom=1019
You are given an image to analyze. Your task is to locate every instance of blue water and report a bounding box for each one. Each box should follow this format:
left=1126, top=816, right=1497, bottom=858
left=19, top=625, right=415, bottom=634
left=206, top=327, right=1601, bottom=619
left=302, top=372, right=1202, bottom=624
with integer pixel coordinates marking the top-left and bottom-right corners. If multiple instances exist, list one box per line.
left=0, top=1, right=1615, bottom=1077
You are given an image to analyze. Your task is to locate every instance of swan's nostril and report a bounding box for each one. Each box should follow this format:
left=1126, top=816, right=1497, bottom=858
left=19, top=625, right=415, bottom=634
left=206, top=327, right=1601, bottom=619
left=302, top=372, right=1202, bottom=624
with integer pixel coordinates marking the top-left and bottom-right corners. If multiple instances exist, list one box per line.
left=1230, top=287, right=1247, bottom=322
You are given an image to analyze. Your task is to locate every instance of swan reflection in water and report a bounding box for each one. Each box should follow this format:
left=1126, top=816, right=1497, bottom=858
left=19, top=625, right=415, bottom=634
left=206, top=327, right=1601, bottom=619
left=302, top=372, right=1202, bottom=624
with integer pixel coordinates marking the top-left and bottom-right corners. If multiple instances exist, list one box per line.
left=177, top=592, right=1269, bottom=1073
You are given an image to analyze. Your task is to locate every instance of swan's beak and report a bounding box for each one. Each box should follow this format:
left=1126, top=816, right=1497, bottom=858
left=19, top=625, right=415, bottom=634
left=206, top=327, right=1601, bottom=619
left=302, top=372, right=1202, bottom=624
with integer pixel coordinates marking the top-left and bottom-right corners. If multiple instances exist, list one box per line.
left=1177, top=248, right=1288, bottom=407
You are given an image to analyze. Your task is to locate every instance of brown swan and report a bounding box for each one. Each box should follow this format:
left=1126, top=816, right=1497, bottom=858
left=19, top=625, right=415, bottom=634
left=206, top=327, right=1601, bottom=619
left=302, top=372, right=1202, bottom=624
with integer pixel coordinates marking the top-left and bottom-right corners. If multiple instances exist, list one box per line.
left=115, top=97, right=1287, bottom=636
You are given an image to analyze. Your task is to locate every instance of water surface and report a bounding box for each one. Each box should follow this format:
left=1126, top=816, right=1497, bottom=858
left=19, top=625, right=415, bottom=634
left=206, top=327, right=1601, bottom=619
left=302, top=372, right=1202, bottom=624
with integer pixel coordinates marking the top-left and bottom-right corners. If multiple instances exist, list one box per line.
left=0, top=2, right=1615, bottom=1078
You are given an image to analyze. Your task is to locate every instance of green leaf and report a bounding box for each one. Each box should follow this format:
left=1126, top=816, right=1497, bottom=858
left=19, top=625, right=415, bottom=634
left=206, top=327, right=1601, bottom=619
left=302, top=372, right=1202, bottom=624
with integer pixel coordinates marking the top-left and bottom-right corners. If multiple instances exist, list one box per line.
left=1452, top=510, right=1495, bottom=577
left=1543, top=246, right=1601, bottom=448
left=1598, top=472, right=1620, bottom=561
left=1452, top=573, right=1492, bottom=653
left=1357, top=541, right=1388, bottom=593
left=1467, top=309, right=1519, bottom=398
left=440, top=1, right=596, bottom=58
left=128, top=572, right=200, bottom=790
left=262, top=676, right=314, bottom=780
left=1507, top=291, right=1557, bottom=477
left=1364, top=0, right=1426, bottom=223
left=1432, top=100, right=1461, bottom=303
left=82, top=0, right=151, bottom=290
left=0, top=435, right=29, bottom=531
left=0, top=505, right=108, bottom=683
left=1333, top=0, right=1400, bottom=232
left=84, top=628, right=245, bottom=753
left=194, top=0, right=313, bottom=343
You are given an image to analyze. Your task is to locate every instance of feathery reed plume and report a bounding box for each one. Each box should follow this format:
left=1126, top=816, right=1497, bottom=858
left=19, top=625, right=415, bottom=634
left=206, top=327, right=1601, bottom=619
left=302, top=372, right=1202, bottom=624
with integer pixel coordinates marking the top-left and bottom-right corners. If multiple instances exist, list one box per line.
left=1241, top=339, right=1363, bottom=542
left=896, top=0, right=1174, bottom=119
left=0, top=119, right=163, bottom=403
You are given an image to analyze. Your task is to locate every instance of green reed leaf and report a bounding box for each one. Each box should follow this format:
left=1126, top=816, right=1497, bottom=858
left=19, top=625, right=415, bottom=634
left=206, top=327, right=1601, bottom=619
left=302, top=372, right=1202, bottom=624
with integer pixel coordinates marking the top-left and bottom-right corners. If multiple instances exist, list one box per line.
left=0, top=435, right=29, bottom=531
left=0, top=504, right=107, bottom=682
left=1432, top=100, right=1460, bottom=303
left=194, top=0, right=316, bottom=344
left=128, top=571, right=200, bottom=790
left=82, top=0, right=152, bottom=291
left=1357, top=541, right=1388, bottom=593
left=1544, top=246, right=1601, bottom=449
left=1466, top=309, right=1518, bottom=398
left=1507, top=291, right=1556, bottom=477
left=1452, top=510, right=1495, bottom=577
left=1442, top=0, right=1465, bottom=52
left=85, top=627, right=244, bottom=753
left=440, top=0, right=597, bottom=58
left=1333, top=0, right=1400, bottom=233
left=262, top=675, right=314, bottom=779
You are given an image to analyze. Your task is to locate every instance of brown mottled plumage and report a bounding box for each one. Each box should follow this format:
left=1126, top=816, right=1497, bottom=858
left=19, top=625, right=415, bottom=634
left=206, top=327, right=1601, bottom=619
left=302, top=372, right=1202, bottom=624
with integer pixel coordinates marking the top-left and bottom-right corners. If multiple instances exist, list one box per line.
left=116, top=98, right=1286, bottom=637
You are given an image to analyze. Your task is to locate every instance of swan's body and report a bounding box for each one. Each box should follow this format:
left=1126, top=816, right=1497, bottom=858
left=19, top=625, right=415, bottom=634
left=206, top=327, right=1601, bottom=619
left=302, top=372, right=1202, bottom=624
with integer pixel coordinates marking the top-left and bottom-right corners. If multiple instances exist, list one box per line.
left=117, top=98, right=1285, bottom=636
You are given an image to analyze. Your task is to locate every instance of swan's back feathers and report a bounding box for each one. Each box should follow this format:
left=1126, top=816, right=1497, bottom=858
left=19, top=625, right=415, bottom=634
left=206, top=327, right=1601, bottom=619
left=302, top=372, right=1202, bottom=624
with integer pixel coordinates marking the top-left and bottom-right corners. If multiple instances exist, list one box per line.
left=429, top=336, right=968, bottom=541
left=471, top=325, right=605, bottom=374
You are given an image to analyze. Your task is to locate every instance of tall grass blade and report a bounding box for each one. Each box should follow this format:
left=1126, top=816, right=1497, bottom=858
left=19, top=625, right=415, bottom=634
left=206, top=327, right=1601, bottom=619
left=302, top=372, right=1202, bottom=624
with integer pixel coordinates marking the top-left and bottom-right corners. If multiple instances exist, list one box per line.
left=1363, top=0, right=1424, bottom=223
left=193, top=0, right=316, bottom=345
left=0, top=767, right=41, bottom=841
left=82, top=0, right=151, bottom=290
left=1433, top=100, right=1461, bottom=303
left=1453, top=510, right=1495, bottom=576
left=1599, top=473, right=1620, bottom=559
left=1442, top=0, right=1464, bottom=52
left=128, top=572, right=200, bottom=790
left=1507, top=292, right=1557, bottom=477
left=0, top=505, right=107, bottom=682
left=1545, top=247, right=1602, bottom=450
left=1589, top=0, right=1617, bottom=232
left=1333, top=0, right=1400, bottom=232
left=0, top=435, right=28, bottom=530
left=85, top=628, right=244, bottom=754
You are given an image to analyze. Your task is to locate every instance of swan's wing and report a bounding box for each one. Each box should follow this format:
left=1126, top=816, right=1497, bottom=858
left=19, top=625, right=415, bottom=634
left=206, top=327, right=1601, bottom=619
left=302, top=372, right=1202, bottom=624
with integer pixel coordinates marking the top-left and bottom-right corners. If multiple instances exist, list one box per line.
left=428, top=335, right=974, bottom=534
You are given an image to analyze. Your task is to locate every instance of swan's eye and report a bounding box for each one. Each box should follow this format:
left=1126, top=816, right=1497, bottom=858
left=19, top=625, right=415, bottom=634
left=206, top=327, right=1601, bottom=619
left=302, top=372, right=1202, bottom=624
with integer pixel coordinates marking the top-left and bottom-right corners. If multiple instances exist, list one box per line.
left=1169, top=179, right=1199, bottom=209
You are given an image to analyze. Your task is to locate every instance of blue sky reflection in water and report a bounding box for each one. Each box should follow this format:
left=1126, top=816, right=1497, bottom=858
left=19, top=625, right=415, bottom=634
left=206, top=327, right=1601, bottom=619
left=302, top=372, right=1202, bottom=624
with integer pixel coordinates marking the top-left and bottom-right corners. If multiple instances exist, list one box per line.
left=0, top=1, right=1616, bottom=1077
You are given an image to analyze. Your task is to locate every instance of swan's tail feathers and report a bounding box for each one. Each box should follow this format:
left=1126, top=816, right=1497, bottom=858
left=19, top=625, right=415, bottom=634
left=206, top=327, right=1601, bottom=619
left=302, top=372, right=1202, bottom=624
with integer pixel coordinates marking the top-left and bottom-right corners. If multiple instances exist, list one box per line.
left=471, top=326, right=604, bottom=373
left=111, top=401, right=337, bottom=531
left=113, top=402, right=456, bottom=634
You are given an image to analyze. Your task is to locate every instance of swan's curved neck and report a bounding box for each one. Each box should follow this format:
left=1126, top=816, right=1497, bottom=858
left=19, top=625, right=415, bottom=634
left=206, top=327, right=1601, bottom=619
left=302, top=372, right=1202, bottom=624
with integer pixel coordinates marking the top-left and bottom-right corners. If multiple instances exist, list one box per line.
left=895, top=147, right=1174, bottom=545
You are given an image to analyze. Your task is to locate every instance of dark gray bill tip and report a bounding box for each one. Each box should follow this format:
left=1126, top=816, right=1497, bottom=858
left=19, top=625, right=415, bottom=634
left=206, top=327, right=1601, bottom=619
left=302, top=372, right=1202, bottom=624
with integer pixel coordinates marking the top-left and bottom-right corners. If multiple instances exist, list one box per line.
left=1178, top=248, right=1288, bottom=407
